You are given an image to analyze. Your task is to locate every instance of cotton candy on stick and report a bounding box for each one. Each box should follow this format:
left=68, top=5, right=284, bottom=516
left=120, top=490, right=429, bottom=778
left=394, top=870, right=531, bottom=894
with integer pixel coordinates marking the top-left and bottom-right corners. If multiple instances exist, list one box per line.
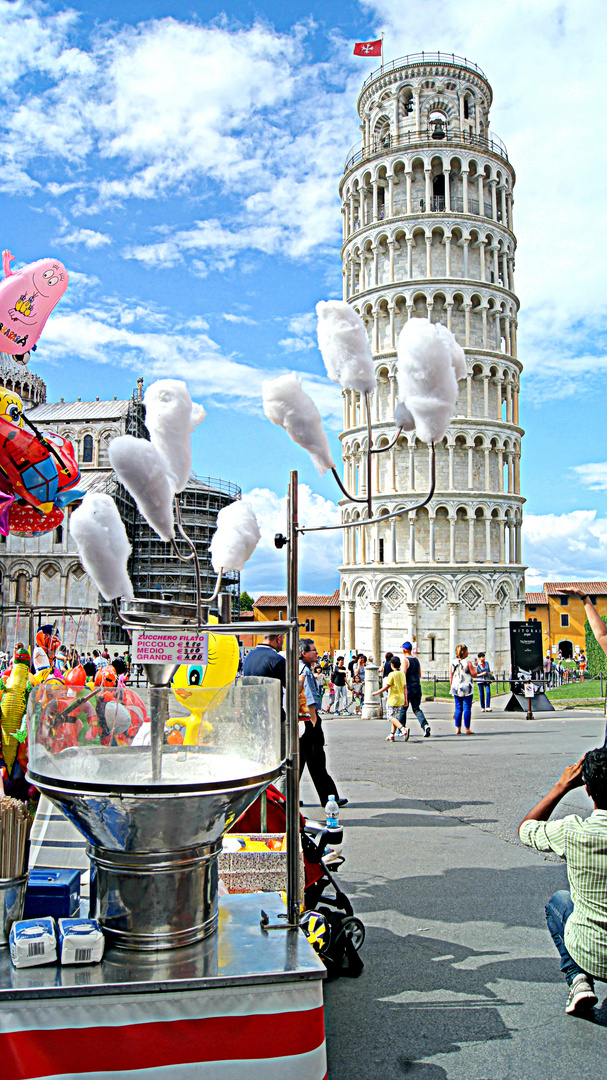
left=262, top=373, right=335, bottom=476
left=109, top=435, right=176, bottom=542
left=435, top=323, right=467, bottom=381
left=316, top=301, right=377, bottom=394
left=69, top=492, right=134, bottom=601
left=143, top=380, right=206, bottom=493
left=210, top=500, right=261, bottom=573
left=393, top=401, right=415, bottom=431
left=396, top=319, right=464, bottom=443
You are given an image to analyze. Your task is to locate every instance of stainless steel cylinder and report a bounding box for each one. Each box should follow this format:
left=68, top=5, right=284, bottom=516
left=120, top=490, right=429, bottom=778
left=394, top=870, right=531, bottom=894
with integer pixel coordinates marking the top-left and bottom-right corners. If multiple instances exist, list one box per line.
left=0, top=872, right=29, bottom=946
left=89, top=841, right=221, bottom=951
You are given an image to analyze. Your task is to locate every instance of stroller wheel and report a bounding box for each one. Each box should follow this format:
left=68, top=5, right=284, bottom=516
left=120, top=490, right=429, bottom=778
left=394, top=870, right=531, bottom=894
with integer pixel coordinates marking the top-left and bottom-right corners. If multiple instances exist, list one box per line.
left=341, top=916, right=365, bottom=951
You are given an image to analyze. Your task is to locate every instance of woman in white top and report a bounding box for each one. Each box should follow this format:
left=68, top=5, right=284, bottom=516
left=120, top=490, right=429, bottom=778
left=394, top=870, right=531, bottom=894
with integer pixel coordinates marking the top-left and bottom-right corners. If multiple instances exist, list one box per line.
left=450, top=644, right=477, bottom=734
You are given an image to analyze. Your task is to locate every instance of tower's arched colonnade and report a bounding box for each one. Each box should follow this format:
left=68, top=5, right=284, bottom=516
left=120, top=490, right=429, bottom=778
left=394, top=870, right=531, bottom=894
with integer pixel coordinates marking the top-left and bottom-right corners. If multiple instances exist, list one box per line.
left=338, top=55, right=525, bottom=670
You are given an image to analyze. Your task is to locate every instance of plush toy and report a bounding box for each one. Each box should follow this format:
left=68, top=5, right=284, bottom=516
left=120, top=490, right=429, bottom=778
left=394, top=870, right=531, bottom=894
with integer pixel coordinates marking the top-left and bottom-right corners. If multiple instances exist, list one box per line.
left=169, top=621, right=239, bottom=745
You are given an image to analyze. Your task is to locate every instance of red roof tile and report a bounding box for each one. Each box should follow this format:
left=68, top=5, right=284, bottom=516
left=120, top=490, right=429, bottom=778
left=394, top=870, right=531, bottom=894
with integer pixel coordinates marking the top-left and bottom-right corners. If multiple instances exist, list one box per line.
left=255, top=589, right=340, bottom=608
left=543, top=582, right=607, bottom=595
left=525, top=593, right=547, bottom=605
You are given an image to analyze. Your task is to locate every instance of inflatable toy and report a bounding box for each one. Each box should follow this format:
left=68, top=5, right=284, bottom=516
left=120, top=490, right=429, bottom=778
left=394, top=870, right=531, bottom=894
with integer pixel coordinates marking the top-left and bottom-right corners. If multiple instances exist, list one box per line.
left=0, top=388, right=83, bottom=535
left=169, top=617, right=239, bottom=745
left=0, top=249, right=68, bottom=357
left=36, top=626, right=61, bottom=665
left=0, top=643, right=31, bottom=782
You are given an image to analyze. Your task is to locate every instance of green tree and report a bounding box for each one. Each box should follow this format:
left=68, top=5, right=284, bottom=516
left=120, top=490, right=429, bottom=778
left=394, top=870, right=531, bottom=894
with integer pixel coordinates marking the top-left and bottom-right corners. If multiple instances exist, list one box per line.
left=585, top=616, right=607, bottom=676
left=239, top=590, right=254, bottom=611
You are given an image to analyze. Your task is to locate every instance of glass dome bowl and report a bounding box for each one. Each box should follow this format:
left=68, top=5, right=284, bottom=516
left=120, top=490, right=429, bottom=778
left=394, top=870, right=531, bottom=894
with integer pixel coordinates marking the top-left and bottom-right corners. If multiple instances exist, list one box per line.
left=25, top=675, right=283, bottom=950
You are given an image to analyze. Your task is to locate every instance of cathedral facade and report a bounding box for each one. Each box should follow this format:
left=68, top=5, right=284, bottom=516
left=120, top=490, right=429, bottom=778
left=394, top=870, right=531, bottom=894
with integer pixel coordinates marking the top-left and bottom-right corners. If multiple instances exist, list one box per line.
left=338, top=53, right=525, bottom=670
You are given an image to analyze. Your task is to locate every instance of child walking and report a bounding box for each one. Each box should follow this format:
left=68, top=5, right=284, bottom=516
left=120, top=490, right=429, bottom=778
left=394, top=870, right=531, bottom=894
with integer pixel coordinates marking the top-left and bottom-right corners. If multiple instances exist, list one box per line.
left=374, top=656, right=409, bottom=741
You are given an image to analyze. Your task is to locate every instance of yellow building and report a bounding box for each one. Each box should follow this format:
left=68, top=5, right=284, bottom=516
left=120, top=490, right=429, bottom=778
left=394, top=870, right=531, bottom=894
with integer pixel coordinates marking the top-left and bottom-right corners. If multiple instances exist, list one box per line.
left=525, top=582, right=607, bottom=659
left=253, top=590, right=341, bottom=656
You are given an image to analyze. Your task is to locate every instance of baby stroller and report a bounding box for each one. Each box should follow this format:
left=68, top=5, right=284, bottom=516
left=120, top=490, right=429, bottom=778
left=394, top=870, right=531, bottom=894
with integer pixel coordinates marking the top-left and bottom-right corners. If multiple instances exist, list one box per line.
left=231, top=784, right=365, bottom=976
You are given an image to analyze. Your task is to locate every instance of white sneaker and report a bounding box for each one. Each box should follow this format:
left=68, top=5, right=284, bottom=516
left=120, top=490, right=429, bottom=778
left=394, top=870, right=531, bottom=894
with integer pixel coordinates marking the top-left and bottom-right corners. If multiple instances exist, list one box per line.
left=565, top=974, right=597, bottom=1014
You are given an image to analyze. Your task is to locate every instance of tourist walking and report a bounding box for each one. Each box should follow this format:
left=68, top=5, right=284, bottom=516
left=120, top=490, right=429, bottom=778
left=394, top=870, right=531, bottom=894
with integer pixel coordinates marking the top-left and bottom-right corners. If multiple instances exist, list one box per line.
left=298, top=638, right=347, bottom=807
left=476, top=651, right=492, bottom=712
left=400, top=641, right=431, bottom=737
left=450, top=644, right=477, bottom=734
left=332, top=656, right=350, bottom=715
left=373, top=656, right=408, bottom=741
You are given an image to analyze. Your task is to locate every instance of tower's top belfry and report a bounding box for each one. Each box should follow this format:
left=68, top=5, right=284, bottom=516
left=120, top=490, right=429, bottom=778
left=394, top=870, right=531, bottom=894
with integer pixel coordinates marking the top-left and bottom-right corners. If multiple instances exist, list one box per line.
left=349, top=51, right=506, bottom=172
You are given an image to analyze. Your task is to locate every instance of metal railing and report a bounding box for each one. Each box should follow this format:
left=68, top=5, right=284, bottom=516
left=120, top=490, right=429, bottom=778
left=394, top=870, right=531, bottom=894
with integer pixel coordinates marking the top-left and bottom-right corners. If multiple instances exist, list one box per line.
left=360, top=52, right=489, bottom=91
left=344, top=127, right=509, bottom=172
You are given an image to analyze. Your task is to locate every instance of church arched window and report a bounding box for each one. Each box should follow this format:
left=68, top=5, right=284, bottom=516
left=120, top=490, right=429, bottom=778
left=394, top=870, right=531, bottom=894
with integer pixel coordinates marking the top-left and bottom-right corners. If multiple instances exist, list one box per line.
left=82, top=435, right=93, bottom=463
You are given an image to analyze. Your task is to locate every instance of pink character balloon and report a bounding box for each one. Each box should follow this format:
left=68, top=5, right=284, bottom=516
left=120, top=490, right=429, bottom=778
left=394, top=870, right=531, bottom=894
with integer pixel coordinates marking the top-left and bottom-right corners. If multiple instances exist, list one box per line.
left=0, top=250, right=68, bottom=356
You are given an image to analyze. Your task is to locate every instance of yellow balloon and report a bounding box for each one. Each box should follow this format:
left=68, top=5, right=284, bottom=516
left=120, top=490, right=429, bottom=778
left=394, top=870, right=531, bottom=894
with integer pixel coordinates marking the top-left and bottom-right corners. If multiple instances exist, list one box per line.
left=169, top=617, right=239, bottom=745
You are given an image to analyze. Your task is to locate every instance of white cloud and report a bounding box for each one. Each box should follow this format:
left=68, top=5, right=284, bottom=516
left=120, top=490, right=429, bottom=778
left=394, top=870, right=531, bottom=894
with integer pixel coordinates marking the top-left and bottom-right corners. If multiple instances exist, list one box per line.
left=0, top=15, right=359, bottom=264
left=571, top=463, right=607, bottom=491
left=523, top=510, right=607, bottom=589
left=278, top=311, right=317, bottom=352
left=279, top=336, right=314, bottom=353
left=221, top=313, right=257, bottom=325
left=59, top=227, right=111, bottom=249
left=240, top=485, right=342, bottom=594
left=39, top=300, right=343, bottom=428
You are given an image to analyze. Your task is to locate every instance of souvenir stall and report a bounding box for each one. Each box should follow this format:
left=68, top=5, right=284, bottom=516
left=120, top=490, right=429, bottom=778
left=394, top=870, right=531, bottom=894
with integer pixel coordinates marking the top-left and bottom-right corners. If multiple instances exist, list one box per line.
left=0, top=285, right=463, bottom=1079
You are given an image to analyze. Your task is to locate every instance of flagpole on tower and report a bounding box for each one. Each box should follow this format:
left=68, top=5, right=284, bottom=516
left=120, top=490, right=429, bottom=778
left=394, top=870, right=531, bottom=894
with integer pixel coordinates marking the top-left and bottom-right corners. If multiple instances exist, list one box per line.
left=381, top=32, right=384, bottom=70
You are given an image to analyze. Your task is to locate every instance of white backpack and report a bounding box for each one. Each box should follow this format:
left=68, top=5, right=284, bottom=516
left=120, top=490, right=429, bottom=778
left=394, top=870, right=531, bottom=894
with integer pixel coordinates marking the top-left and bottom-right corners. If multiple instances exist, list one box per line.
left=451, top=659, right=473, bottom=698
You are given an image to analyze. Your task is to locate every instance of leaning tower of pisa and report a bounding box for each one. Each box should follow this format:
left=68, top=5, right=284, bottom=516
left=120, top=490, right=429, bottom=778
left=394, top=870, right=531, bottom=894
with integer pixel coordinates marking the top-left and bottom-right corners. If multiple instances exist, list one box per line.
left=338, top=52, right=525, bottom=671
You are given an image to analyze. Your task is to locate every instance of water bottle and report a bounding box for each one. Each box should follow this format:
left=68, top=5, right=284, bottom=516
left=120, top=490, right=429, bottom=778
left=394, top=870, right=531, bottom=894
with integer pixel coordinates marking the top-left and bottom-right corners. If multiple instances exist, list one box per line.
left=325, top=795, right=339, bottom=830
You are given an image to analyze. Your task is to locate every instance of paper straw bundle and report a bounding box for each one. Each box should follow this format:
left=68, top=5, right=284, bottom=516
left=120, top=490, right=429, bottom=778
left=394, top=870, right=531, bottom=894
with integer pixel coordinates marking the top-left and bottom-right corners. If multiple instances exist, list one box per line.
left=0, top=797, right=31, bottom=879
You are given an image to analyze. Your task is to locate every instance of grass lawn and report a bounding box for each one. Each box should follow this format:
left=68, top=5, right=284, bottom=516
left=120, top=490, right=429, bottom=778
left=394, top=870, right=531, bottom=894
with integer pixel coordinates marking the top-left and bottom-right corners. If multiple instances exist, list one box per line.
left=420, top=680, right=508, bottom=701
left=547, top=679, right=605, bottom=700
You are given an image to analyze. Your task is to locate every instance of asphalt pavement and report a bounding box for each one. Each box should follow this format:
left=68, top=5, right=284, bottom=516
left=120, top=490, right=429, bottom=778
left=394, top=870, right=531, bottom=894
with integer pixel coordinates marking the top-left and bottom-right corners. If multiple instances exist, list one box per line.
left=299, top=699, right=607, bottom=1080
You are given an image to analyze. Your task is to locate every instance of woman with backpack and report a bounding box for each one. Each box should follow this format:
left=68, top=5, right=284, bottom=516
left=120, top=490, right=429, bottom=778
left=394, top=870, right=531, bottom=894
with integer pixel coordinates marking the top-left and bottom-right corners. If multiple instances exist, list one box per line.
left=450, top=644, right=477, bottom=734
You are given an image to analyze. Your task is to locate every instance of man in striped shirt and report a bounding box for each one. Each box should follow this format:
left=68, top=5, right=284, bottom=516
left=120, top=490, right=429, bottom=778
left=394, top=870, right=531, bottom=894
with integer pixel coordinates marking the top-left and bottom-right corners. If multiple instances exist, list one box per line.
left=519, top=747, right=607, bottom=1015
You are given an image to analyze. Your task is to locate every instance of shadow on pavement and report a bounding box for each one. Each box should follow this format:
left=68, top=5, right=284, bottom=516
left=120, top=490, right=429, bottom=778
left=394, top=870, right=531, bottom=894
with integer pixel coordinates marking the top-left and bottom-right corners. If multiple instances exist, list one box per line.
left=324, top=863, right=584, bottom=1078
left=325, top=926, right=520, bottom=1078
left=350, top=864, right=569, bottom=928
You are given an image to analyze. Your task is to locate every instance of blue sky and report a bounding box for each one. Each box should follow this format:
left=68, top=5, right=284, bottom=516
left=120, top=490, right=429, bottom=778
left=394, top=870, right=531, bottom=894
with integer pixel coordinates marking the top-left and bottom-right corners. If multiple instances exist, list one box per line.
left=2, top=0, right=607, bottom=593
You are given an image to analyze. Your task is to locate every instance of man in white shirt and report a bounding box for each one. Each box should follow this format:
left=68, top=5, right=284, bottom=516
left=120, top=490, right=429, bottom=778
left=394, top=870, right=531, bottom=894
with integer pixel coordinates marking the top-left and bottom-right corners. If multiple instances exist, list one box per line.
left=519, top=747, right=607, bottom=1015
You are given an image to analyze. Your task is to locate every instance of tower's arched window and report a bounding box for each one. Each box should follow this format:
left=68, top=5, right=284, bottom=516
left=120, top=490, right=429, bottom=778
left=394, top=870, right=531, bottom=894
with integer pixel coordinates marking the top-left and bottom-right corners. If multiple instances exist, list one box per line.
left=15, top=573, right=29, bottom=604
left=82, top=435, right=93, bottom=463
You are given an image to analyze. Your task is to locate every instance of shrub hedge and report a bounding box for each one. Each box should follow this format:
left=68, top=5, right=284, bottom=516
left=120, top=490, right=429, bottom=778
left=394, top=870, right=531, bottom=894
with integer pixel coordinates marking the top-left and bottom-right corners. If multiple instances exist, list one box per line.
left=585, top=617, right=607, bottom=676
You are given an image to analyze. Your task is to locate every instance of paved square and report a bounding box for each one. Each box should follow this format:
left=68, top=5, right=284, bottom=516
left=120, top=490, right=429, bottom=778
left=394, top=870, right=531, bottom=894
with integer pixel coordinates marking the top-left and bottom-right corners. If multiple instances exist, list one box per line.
left=300, top=702, right=607, bottom=1080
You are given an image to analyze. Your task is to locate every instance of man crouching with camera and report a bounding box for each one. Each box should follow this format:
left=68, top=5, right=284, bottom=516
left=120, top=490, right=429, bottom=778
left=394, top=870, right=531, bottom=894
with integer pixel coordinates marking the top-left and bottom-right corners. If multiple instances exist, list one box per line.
left=519, top=747, right=607, bottom=1015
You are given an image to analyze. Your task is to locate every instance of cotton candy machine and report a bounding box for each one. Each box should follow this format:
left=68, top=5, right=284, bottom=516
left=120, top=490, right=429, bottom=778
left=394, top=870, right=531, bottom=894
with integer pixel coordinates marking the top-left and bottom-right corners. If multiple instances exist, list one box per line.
left=26, top=598, right=282, bottom=951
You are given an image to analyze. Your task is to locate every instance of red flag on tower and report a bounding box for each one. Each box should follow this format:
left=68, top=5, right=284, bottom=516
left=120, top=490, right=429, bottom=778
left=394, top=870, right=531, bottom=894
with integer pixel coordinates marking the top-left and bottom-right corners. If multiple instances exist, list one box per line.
left=353, top=39, right=382, bottom=57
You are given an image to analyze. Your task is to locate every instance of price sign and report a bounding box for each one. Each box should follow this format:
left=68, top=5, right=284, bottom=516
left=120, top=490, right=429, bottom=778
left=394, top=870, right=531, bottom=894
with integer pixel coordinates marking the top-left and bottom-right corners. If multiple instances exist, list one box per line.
left=132, top=631, right=209, bottom=665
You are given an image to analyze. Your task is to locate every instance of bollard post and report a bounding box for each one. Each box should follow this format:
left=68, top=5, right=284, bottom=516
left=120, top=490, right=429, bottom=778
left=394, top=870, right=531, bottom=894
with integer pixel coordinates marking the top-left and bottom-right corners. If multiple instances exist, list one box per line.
left=361, top=661, right=382, bottom=719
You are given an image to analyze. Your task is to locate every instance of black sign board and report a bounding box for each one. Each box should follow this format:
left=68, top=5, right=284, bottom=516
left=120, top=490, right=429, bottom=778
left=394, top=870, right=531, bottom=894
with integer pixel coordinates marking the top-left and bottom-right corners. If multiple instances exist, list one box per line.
left=509, top=621, right=543, bottom=677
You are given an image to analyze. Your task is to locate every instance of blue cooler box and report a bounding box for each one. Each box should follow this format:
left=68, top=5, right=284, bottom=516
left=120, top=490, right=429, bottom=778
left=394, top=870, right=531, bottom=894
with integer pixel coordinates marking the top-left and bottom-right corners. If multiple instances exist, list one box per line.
left=23, top=869, right=81, bottom=920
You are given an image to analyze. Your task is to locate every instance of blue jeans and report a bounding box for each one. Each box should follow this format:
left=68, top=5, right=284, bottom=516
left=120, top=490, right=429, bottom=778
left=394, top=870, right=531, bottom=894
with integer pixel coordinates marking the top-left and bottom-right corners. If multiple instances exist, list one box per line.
left=454, top=694, right=472, bottom=729
left=545, top=890, right=587, bottom=985
left=479, top=682, right=491, bottom=708
left=334, top=684, right=348, bottom=713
